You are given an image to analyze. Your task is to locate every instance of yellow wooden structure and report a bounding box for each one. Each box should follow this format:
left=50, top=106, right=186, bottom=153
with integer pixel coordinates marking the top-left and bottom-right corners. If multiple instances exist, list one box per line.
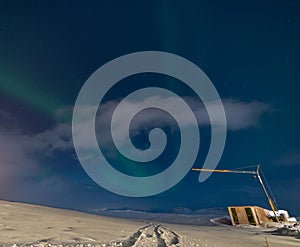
left=228, top=206, right=273, bottom=226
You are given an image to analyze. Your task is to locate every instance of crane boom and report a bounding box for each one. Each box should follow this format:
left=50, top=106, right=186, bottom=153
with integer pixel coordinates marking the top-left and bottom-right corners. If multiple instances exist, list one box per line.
left=192, top=168, right=256, bottom=174
left=192, top=164, right=280, bottom=222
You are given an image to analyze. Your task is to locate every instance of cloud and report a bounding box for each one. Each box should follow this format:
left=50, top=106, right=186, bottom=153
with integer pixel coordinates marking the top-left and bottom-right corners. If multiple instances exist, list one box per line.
left=0, top=96, right=271, bottom=170
left=69, top=96, right=272, bottom=152
left=0, top=131, right=41, bottom=190
left=0, top=109, right=18, bottom=130
left=222, top=99, right=272, bottom=130
left=0, top=111, right=73, bottom=198
left=35, top=123, right=73, bottom=153
left=0, top=96, right=272, bottom=202
left=94, top=96, right=272, bottom=134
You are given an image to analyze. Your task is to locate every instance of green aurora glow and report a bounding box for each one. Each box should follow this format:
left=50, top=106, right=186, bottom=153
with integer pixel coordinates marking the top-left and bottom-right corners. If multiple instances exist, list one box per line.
left=0, top=70, right=63, bottom=116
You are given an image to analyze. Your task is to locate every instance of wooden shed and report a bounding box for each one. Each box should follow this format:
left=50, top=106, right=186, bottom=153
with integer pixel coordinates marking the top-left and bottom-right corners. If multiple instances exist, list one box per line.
left=228, top=206, right=273, bottom=226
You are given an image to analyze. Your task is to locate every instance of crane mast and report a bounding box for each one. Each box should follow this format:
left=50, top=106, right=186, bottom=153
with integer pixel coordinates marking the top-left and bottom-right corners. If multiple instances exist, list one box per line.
left=192, top=164, right=280, bottom=222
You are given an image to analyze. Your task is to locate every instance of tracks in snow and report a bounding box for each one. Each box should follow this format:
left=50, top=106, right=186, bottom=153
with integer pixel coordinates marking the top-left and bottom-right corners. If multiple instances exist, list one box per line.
left=111, top=224, right=180, bottom=247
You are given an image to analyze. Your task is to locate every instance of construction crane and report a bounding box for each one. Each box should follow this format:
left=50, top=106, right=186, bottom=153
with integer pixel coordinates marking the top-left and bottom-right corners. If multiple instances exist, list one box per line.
left=192, top=164, right=280, bottom=222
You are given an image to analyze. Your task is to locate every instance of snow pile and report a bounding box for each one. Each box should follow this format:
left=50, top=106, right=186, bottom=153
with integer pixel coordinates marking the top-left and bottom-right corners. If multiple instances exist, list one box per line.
left=277, top=223, right=300, bottom=236
left=111, top=224, right=180, bottom=247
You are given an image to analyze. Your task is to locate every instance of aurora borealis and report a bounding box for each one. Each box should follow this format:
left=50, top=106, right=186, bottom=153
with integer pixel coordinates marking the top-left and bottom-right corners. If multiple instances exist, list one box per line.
left=0, top=1, right=300, bottom=217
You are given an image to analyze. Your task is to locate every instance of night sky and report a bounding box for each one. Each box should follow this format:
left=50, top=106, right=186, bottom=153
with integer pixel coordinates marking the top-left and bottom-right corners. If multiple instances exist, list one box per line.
left=1, top=1, right=300, bottom=217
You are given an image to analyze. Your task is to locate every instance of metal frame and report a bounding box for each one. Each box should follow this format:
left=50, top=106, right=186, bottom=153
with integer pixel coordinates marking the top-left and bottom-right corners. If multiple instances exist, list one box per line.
left=192, top=164, right=280, bottom=222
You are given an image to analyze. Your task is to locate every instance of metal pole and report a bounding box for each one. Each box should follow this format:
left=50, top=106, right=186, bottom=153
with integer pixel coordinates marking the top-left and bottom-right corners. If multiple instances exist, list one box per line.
left=256, top=165, right=279, bottom=222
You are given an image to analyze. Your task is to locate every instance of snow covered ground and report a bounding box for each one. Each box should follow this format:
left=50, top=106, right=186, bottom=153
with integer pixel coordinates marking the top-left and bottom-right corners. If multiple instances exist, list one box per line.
left=1, top=200, right=299, bottom=247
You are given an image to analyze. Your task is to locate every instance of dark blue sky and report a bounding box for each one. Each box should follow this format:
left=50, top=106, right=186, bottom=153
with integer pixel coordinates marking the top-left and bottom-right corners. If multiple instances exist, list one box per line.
left=0, top=1, right=300, bottom=217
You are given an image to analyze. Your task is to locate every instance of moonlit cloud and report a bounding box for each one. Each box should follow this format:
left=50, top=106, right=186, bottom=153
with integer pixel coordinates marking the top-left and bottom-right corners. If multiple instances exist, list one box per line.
left=0, top=97, right=272, bottom=198
left=0, top=96, right=272, bottom=158
left=95, top=96, right=272, bottom=134
left=0, top=131, right=41, bottom=190
left=221, top=99, right=272, bottom=130
left=53, top=97, right=273, bottom=150
left=0, top=112, right=73, bottom=197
